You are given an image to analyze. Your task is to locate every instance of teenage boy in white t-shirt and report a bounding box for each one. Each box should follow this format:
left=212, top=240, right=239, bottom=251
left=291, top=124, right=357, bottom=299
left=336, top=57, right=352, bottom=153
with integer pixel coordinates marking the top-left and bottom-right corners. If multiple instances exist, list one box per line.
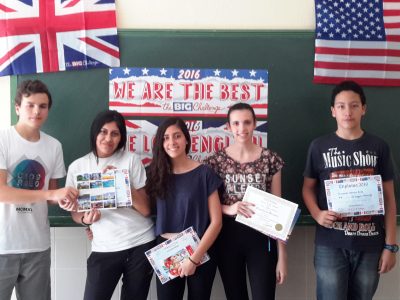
left=0, top=80, right=78, bottom=300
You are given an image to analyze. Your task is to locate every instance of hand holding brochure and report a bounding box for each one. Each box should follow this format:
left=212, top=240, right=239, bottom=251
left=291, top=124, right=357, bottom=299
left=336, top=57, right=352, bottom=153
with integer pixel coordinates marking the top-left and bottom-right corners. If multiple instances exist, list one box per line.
left=145, top=227, right=209, bottom=284
left=324, top=175, right=384, bottom=217
left=75, top=169, right=132, bottom=211
left=235, top=186, right=299, bottom=241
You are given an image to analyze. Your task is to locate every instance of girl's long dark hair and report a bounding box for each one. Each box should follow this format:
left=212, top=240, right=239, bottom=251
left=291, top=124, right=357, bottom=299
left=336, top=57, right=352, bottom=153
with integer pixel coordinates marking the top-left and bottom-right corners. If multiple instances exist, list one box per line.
left=146, top=117, right=191, bottom=201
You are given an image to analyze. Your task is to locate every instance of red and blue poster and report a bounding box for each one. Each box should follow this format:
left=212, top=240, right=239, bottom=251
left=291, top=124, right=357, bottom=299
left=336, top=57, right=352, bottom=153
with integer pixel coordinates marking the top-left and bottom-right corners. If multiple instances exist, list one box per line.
left=109, top=67, right=268, bottom=164
left=125, top=119, right=267, bottom=165
left=0, top=0, right=119, bottom=76
left=109, top=67, right=268, bottom=118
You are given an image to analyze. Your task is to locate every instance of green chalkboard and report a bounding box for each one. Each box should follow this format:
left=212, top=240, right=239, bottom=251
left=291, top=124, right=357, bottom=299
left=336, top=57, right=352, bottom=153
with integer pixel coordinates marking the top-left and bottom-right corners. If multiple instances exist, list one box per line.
left=14, top=30, right=400, bottom=226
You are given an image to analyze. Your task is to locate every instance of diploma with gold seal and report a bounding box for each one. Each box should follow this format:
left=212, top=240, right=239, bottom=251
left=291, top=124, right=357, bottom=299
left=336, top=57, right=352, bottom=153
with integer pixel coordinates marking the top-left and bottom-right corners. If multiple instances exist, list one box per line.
left=235, top=186, right=299, bottom=241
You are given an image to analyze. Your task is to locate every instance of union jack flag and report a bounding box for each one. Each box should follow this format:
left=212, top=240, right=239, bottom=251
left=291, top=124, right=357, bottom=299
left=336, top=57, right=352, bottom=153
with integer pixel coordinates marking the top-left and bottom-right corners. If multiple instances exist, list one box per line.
left=0, top=0, right=120, bottom=76
left=314, top=0, right=400, bottom=86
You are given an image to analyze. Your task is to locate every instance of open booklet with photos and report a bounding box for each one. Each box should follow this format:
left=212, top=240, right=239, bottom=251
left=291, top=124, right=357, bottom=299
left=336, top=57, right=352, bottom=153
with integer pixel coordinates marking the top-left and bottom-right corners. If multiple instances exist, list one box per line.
left=235, top=186, right=300, bottom=242
left=145, top=227, right=210, bottom=284
left=75, top=169, right=132, bottom=212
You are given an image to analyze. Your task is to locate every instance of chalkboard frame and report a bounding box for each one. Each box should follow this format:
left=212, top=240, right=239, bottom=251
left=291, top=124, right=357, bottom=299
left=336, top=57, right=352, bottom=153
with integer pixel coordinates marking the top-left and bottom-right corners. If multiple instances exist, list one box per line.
left=12, top=30, right=399, bottom=226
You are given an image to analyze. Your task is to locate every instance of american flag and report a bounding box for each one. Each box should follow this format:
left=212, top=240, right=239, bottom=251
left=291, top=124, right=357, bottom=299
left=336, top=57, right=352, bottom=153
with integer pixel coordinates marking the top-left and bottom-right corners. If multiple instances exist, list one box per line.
left=0, top=0, right=120, bottom=76
left=314, top=0, right=400, bottom=86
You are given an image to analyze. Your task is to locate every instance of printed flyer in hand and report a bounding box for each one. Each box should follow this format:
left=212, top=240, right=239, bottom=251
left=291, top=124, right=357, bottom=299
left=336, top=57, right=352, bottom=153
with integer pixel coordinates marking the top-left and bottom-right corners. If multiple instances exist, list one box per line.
left=145, top=227, right=209, bottom=284
left=75, top=169, right=132, bottom=211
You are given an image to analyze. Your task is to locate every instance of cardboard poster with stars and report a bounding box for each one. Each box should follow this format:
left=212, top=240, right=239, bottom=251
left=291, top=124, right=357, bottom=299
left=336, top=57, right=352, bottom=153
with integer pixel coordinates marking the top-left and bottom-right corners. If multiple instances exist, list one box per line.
left=109, top=67, right=268, bottom=117
left=124, top=119, right=267, bottom=165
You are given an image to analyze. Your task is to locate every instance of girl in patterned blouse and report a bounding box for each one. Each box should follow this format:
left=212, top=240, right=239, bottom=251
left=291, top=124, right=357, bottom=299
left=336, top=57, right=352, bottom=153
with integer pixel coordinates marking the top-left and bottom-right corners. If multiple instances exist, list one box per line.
left=205, top=102, right=287, bottom=300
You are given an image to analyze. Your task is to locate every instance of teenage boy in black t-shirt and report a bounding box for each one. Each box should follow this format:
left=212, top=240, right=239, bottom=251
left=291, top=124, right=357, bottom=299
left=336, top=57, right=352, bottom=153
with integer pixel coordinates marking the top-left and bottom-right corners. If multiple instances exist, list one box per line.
left=303, top=81, right=397, bottom=300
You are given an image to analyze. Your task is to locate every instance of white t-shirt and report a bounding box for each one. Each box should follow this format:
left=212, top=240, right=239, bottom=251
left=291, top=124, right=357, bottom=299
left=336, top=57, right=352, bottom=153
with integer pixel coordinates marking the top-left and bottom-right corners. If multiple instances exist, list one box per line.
left=66, top=150, right=155, bottom=252
left=0, top=127, right=66, bottom=254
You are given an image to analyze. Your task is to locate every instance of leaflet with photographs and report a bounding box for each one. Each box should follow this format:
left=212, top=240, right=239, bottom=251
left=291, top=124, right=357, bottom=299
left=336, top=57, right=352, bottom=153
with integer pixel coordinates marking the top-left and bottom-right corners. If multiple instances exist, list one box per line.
left=145, top=227, right=210, bottom=284
left=76, top=169, right=132, bottom=211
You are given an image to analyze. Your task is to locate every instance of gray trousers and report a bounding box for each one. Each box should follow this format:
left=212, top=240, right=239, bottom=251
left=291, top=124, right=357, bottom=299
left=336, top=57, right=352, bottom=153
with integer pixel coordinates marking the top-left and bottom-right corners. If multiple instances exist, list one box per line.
left=0, top=248, right=51, bottom=300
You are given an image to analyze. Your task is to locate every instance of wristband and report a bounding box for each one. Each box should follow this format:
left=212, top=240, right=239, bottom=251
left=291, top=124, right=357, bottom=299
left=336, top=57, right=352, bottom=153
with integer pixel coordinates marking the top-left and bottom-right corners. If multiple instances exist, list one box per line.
left=81, top=215, right=92, bottom=227
left=188, top=257, right=200, bottom=266
left=384, top=244, right=399, bottom=253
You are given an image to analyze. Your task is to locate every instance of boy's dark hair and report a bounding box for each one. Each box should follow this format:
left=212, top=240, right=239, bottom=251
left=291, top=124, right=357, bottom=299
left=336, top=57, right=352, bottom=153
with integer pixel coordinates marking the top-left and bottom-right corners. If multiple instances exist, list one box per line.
left=15, top=80, right=52, bottom=109
left=227, top=102, right=256, bottom=123
left=90, top=110, right=127, bottom=159
left=146, top=117, right=191, bottom=201
left=331, top=80, right=366, bottom=107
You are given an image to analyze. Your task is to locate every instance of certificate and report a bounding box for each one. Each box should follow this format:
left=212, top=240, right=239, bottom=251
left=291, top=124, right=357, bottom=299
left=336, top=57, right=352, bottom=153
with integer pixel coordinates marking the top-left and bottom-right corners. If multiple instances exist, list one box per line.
left=235, top=186, right=299, bottom=241
left=75, top=169, right=132, bottom=212
left=145, top=227, right=209, bottom=284
left=324, top=175, right=384, bottom=217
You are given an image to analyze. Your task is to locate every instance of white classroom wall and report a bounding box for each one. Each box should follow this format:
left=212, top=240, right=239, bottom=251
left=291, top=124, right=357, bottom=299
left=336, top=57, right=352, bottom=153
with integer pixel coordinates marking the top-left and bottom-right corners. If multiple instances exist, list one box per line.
left=115, top=0, right=315, bottom=30
left=2, top=1, right=399, bottom=299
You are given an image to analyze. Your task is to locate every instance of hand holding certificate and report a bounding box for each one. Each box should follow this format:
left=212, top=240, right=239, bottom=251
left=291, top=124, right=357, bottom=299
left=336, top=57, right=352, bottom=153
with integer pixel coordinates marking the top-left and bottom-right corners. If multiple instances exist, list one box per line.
left=145, top=227, right=209, bottom=284
left=324, top=175, right=384, bottom=217
left=235, top=186, right=299, bottom=242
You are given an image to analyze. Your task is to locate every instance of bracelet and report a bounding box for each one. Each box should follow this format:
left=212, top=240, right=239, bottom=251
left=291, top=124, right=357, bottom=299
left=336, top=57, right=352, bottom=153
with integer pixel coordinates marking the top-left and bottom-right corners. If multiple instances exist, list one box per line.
left=81, top=215, right=92, bottom=227
left=188, top=256, right=200, bottom=266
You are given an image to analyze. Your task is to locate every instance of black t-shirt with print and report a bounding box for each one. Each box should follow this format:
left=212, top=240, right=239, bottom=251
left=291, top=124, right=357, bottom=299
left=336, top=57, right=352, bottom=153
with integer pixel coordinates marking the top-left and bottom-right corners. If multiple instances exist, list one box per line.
left=304, top=132, right=394, bottom=252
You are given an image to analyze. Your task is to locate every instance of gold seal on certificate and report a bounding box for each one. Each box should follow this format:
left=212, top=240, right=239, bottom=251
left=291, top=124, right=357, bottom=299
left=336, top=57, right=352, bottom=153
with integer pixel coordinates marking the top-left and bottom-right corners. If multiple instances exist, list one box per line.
left=235, top=186, right=299, bottom=241
left=324, top=175, right=384, bottom=217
